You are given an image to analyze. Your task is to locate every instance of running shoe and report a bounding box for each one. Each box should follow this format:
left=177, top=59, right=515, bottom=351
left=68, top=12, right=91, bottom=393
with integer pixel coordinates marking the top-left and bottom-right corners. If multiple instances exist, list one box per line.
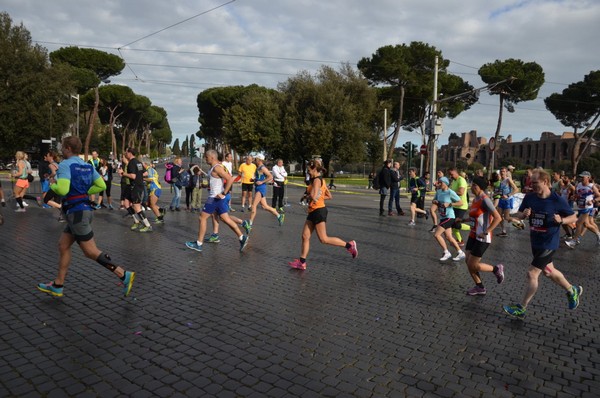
left=458, top=240, right=465, bottom=247
left=122, top=271, right=135, bottom=297
left=15, top=208, right=26, bottom=212
left=130, top=223, right=141, bottom=231
left=37, top=281, right=63, bottom=297
left=466, top=286, right=486, bottom=296
left=239, top=235, right=249, bottom=252
left=503, top=304, right=526, bottom=318
left=108, top=204, right=114, bottom=210
left=241, top=220, right=252, bottom=235
left=567, top=285, right=583, bottom=310
left=429, top=226, right=436, bottom=233
left=512, top=220, right=525, bottom=230
left=138, top=225, right=153, bottom=233
left=279, top=207, right=285, bottom=214
left=277, top=213, right=285, bottom=226
left=439, top=252, right=452, bottom=261
left=288, top=259, right=306, bottom=270
left=494, top=264, right=505, bottom=284
left=408, top=220, right=416, bottom=226
left=452, top=251, right=466, bottom=261
left=347, top=240, right=358, bottom=258
left=399, top=211, right=405, bottom=216
left=153, top=218, right=164, bottom=224
left=565, top=238, right=579, bottom=249
left=185, top=241, right=203, bottom=252
left=204, top=234, right=221, bottom=243
left=497, top=231, right=508, bottom=237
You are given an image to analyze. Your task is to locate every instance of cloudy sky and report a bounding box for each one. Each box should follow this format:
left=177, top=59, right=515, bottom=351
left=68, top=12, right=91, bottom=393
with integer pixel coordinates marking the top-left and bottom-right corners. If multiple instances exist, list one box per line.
left=3, top=0, right=599, bottom=147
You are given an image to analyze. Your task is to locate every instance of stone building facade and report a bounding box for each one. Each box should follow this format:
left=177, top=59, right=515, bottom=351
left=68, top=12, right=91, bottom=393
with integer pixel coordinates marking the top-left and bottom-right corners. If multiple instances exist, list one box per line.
left=439, top=130, right=599, bottom=169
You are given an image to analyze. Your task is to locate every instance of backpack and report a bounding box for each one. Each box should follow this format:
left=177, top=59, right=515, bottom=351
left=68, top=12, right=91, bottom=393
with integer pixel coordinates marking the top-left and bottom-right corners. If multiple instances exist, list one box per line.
left=164, top=162, right=174, bottom=183
left=372, top=170, right=381, bottom=190
left=179, top=171, right=191, bottom=188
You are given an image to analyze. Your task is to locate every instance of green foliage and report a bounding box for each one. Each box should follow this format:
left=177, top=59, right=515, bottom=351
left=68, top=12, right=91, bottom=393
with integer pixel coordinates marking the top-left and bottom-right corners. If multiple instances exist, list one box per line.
left=479, top=58, right=545, bottom=104
left=50, top=46, right=124, bottom=82
left=358, top=41, right=475, bottom=151
left=279, top=64, right=378, bottom=168
left=577, top=152, right=600, bottom=178
left=545, top=80, right=598, bottom=132
left=172, top=138, right=181, bottom=155
left=223, top=85, right=282, bottom=156
left=0, top=12, right=75, bottom=158
left=197, top=86, right=246, bottom=149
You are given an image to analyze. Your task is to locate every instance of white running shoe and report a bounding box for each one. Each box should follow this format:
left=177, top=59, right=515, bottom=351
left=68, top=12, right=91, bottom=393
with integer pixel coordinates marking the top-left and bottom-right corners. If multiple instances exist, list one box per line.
left=452, top=251, right=466, bottom=261
left=440, top=252, right=452, bottom=261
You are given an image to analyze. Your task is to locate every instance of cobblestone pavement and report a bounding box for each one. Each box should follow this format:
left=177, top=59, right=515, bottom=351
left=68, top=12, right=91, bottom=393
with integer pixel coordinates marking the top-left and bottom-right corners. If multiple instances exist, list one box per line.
left=1, top=180, right=599, bottom=397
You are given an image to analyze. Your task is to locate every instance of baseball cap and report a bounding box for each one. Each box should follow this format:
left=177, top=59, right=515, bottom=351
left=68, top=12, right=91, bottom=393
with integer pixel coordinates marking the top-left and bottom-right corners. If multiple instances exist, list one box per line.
left=438, top=176, right=450, bottom=185
left=579, top=171, right=591, bottom=177
left=507, top=165, right=515, bottom=170
left=255, top=154, right=265, bottom=160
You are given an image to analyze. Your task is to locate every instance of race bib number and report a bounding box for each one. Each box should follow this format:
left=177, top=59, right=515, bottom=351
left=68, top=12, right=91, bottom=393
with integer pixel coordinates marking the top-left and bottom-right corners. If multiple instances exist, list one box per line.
left=530, top=212, right=548, bottom=232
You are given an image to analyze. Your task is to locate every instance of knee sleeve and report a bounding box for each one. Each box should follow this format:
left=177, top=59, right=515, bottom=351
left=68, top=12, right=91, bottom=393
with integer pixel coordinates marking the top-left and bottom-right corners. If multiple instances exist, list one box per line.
left=96, top=252, right=117, bottom=272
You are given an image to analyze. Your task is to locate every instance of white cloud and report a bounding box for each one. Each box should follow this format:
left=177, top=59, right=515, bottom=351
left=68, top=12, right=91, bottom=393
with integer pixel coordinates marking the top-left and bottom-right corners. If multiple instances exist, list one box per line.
left=3, top=0, right=599, bottom=146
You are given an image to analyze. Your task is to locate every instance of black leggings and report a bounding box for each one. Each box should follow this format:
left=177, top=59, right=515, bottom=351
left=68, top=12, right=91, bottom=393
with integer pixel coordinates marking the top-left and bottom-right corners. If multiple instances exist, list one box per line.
left=185, top=187, right=193, bottom=208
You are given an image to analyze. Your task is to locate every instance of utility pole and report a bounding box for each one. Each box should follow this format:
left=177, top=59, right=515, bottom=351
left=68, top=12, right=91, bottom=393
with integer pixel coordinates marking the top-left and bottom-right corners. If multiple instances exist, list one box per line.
left=427, top=56, right=442, bottom=190
left=383, top=108, right=388, bottom=161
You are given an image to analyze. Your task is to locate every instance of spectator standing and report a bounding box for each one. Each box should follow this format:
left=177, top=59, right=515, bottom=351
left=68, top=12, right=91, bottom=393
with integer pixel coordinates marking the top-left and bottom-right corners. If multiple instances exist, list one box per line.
left=377, top=160, right=392, bottom=216
left=271, top=158, right=288, bottom=212
left=169, top=157, right=184, bottom=211
left=388, top=162, right=405, bottom=216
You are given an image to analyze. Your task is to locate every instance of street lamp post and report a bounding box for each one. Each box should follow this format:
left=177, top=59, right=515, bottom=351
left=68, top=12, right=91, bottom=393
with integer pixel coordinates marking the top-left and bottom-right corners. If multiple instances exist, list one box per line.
left=70, top=94, right=80, bottom=137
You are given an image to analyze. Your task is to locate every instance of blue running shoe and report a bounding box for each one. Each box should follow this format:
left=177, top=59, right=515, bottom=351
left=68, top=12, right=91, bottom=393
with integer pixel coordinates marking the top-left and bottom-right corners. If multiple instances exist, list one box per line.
left=503, top=304, right=526, bottom=318
left=122, top=271, right=135, bottom=297
left=239, top=235, right=249, bottom=252
left=185, top=241, right=203, bottom=252
left=37, top=281, right=63, bottom=297
left=277, top=213, right=285, bottom=226
left=241, top=220, right=252, bottom=235
left=204, top=234, right=220, bottom=243
left=567, top=285, right=582, bottom=310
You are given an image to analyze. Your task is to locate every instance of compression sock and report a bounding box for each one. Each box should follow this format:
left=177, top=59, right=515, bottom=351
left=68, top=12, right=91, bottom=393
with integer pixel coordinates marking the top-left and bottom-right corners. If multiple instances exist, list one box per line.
left=300, top=258, right=306, bottom=264
left=16, top=197, right=24, bottom=208
left=96, top=252, right=117, bottom=272
left=138, top=211, right=150, bottom=227
left=452, top=229, right=462, bottom=242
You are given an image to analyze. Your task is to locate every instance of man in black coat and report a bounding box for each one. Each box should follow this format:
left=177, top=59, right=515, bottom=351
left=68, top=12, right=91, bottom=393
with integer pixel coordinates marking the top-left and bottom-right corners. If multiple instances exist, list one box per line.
left=378, top=160, right=392, bottom=216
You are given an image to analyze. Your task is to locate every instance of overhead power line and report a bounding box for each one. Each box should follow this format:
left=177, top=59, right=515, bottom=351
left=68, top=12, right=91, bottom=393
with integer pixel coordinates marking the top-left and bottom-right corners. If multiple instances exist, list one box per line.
left=119, top=0, right=237, bottom=48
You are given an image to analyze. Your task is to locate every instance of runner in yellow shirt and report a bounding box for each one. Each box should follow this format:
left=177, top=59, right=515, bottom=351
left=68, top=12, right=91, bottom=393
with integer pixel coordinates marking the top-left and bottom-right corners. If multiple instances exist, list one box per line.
left=237, top=155, right=257, bottom=212
left=448, top=167, right=471, bottom=247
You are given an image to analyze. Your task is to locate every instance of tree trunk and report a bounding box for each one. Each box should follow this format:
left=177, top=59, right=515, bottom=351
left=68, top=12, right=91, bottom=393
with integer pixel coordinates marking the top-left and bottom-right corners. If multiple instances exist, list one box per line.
left=84, top=86, right=100, bottom=161
left=571, top=114, right=600, bottom=176
left=386, top=85, right=405, bottom=160
left=487, top=94, right=504, bottom=177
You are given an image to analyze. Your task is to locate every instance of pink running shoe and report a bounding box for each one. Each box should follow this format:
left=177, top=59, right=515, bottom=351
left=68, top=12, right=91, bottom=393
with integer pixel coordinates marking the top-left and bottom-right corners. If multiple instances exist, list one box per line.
left=288, top=259, right=306, bottom=270
left=347, top=240, right=358, bottom=258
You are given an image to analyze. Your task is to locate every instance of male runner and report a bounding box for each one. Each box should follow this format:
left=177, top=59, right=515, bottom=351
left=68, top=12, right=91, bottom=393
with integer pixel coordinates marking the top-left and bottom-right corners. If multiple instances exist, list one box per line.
left=37, top=136, right=135, bottom=297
